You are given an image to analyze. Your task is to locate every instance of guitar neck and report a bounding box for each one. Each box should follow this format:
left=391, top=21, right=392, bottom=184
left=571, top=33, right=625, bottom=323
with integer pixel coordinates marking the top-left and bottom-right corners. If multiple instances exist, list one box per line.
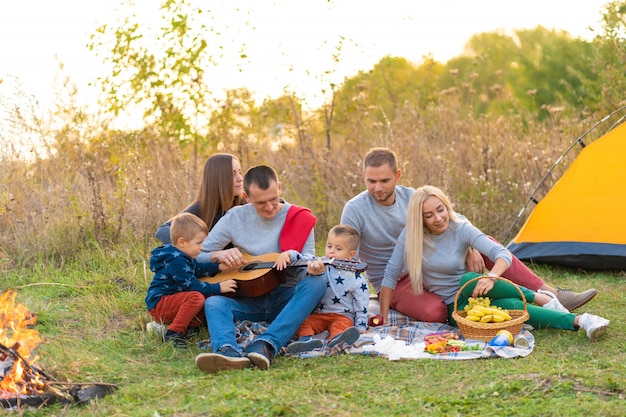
left=199, top=253, right=367, bottom=298
left=246, top=258, right=331, bottom=271
left=243, top=257, right=366, bottom=273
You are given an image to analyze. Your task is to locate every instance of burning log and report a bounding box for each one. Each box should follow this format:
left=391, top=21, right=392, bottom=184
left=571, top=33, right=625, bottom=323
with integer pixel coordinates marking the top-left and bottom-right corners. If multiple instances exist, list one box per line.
left=0, top=342, right=47, bottom=396
left=0, top=289, right=117, bottom=410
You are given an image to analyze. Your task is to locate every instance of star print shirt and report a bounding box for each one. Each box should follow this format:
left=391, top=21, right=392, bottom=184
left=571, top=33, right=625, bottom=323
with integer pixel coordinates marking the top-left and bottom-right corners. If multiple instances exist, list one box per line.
left=314, top=266, right=370, bottom=331
left=145, top=244, right=221, bottom=311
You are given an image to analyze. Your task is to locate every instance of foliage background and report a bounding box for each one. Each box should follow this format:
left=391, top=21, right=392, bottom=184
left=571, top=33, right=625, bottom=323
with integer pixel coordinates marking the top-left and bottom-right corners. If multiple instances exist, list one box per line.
left=2, top=0, right=625, bottom=262
left=0, top=1, right=625, bottom=415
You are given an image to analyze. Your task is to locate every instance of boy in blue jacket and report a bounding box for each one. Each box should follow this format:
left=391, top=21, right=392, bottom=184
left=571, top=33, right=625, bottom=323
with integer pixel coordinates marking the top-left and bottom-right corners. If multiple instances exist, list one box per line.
left=145, top=213, right=237, bottom=347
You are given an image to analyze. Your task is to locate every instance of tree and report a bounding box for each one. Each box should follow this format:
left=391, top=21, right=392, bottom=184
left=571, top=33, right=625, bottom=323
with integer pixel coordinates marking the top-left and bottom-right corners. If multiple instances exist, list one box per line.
left=510, top=27, right=597, bottom=115
left=330, top=56, right=445, bottom=152
left=440, top=27, right=601, bottom=118
left=88, top=0, right=247, bottom=168
left=589, top=0, right=626, bottom=114
left=441, top=31, right=518, bottom=116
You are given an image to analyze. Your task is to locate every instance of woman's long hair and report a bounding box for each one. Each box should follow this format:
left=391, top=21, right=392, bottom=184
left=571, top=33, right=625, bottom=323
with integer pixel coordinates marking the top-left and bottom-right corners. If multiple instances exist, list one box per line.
left=405, top=185, right=459, bottom=293
left=194, top=153, right=244, bottom=231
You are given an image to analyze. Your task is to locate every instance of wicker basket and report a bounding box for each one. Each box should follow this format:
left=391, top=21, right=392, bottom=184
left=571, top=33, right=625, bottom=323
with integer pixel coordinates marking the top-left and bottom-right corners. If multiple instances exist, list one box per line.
left=452, top=276, right=529, bottom=341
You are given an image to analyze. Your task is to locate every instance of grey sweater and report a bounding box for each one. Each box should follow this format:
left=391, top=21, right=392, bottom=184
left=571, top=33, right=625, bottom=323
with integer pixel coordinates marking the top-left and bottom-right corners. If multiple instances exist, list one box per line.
left=382, top=220, right=513, bottom=305
left=196, top=201, right=315, bottom=287
left=340, top=186, right=415, bottom=292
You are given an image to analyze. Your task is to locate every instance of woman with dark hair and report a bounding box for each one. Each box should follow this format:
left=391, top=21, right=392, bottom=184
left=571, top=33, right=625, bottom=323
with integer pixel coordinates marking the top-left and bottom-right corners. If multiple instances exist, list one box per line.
left=155, top=153, right=245, bottom=244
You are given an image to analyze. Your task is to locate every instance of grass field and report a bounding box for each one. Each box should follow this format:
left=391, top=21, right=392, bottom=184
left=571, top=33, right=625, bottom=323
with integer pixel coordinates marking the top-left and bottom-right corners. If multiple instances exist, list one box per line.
left=2, top=248, right=625, bottom=416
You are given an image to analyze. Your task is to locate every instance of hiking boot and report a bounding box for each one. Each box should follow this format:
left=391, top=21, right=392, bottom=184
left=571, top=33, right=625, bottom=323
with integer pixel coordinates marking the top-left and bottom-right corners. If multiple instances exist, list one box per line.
left=538, top=289, right=569, bottom=313
left=183, top=326, right=200, bottom=339
left=578, top=313, right=610, bottom=341
left=164, top=330, right=188, bottom=348
left=557, top=288, right=598, bottom=311
left=244, top=340, right=274, bottom=370
left=327, top=326, right=361, bottom=349
left=195, top=346, right=251, bottom=373
left=286, top=337, right=323, bottom=354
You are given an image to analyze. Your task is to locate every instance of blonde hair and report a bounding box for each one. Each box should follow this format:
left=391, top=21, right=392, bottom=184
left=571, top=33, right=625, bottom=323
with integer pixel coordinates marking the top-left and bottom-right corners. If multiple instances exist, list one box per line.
left=170, top=212, right=209, bottom=244
left=405, top=185, right=459, bottom=293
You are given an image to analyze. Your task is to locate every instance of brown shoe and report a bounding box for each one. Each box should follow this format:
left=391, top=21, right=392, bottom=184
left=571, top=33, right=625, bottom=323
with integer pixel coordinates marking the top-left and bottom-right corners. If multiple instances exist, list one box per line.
left=195, top=347, right=250, bottom=373
left=556, top=288, right=598, bottom=311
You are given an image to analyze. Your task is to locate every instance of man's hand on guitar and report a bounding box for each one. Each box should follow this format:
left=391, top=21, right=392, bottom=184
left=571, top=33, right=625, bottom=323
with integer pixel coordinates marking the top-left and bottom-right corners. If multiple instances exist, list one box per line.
left=306, top=258, right=326, bottom=276
left=218, top=279, right=238, bottom=294
left=215, top=248, right=247, bottom=269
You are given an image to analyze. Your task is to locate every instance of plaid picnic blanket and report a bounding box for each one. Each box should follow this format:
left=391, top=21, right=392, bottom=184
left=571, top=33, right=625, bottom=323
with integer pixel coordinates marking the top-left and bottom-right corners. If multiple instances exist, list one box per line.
left=198, top=297, right=535, bottom=360
left=344, top=297, right=535, bottom=360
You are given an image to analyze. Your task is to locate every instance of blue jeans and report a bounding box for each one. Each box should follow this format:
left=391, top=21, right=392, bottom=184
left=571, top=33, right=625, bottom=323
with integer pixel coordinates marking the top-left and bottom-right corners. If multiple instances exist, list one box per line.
left=204, top=273, right=327, bottom=355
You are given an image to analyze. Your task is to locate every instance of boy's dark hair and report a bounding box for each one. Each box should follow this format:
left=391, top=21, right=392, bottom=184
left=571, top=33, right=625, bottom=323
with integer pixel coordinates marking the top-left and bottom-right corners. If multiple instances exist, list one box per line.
left=329, top=224, right=360, bottom=251
left=363, top=147, right=398, bottom=171
left=170, top=213, right=208, bottom=244
left=243, top=165, right=279, bottom=195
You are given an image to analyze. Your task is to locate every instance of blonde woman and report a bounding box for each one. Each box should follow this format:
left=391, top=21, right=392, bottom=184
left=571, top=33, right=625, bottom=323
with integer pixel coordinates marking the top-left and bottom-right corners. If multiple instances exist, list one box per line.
left=379, top=185, right=609, bottom=341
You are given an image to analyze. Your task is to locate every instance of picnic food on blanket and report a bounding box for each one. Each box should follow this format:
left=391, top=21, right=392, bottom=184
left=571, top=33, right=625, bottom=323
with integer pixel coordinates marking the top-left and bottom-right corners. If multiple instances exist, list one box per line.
left=513, top=334, right=530, bottom=348
left=423, top=331, right=460, bottom=341
left=489, top=330, right=514, bottom=346
left=497, top=330, right=514, bottom=344
left=368, top=314, right=384, bottom=327
left=464, top=297, right=513, bottom=323
left=424, top=335, right=481, bottom=354
left=465, top=296, right=492, bottom=308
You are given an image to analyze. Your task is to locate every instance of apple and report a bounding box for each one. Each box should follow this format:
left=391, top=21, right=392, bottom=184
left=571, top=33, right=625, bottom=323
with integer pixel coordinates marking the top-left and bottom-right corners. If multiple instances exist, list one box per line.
left=368, top=314, right=384, bottom=327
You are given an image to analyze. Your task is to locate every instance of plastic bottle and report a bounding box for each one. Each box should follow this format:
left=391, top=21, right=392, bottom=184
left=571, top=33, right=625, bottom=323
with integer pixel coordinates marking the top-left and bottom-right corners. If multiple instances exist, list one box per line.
left=489, top=333, right=512, bottom=346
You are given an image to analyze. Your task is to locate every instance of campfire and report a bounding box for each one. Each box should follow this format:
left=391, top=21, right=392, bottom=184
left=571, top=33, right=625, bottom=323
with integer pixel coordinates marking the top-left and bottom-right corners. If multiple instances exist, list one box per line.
left=0, top=289, right=117, bottom=410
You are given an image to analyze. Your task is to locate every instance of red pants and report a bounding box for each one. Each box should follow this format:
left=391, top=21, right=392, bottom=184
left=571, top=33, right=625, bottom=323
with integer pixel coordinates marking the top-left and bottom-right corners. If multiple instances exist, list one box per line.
left=295, top=313, right=355, bottom=341
left=149, top=291, right=205, bottom=334
left=386, top=275, right=449, bottom=323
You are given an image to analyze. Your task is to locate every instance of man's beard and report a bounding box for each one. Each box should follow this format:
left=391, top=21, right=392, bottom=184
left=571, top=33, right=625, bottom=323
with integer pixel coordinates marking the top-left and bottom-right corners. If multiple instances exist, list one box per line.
left=373, top=190, right=394, bottom=203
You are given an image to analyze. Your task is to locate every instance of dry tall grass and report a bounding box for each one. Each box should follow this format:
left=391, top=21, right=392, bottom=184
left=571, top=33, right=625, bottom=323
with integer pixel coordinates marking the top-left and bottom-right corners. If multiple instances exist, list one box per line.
left=0, top=93, right=611, bottom=267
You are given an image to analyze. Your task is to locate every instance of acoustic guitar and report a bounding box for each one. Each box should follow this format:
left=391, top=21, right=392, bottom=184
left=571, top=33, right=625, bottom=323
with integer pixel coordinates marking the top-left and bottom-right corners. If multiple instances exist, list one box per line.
left=200, top=252, right=367, bottom=298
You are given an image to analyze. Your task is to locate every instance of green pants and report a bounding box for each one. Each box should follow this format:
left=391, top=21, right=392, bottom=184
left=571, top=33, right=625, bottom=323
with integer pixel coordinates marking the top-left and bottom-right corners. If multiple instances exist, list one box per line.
left=446, top=272, right=576, bottom=330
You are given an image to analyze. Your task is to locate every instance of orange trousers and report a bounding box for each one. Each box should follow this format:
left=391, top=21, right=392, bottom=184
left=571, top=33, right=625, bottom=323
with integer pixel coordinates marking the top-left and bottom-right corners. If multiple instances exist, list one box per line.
left=295, top=313, right=354, bottom=341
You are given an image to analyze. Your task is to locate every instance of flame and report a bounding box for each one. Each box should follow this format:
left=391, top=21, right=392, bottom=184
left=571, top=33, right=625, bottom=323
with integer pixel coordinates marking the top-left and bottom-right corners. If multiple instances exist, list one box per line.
left=0, top=289, right=45, bottom=397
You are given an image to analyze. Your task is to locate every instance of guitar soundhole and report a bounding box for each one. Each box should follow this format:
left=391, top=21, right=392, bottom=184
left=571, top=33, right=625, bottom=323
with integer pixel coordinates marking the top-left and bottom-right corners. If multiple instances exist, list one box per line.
left=242, top=263, right=259, bottom=272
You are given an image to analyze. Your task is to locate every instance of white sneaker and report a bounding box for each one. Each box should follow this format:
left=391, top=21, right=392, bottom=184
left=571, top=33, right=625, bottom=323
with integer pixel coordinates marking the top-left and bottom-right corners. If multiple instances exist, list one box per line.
left=578, top=313, right=610, bottom=341
left=538, top=289, right=569, bottom=313
left=146, top=321, right=166, bottom=337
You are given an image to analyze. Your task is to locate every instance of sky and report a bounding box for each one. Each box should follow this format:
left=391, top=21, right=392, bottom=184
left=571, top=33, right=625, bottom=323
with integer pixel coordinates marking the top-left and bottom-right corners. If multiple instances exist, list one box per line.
left=0, top=0, right=611, bottom=117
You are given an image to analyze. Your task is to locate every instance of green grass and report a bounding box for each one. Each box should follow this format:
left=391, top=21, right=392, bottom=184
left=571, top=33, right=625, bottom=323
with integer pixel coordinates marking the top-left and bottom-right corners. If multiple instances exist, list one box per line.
left=2, top=248, right=625, bottom=416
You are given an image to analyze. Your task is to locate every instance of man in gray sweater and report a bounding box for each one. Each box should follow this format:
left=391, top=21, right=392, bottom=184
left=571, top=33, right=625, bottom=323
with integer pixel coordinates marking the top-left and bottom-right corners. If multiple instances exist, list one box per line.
left=195, top=165, right=327, bottom=373
left=340, top=147, right=598, bottom=322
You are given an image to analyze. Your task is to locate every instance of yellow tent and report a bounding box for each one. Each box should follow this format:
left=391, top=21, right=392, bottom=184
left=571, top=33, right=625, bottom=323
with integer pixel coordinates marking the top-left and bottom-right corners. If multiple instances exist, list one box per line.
left=508, top=119, right=626, bottom=270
